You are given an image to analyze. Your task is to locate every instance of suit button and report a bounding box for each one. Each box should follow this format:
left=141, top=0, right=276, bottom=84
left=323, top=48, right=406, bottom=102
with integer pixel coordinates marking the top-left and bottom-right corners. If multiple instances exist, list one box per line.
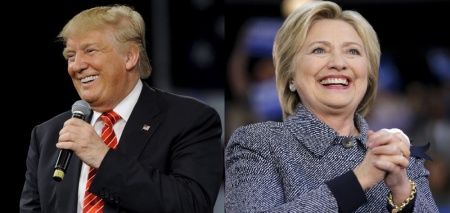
left=104, top=191, right=110, bottom=199
left=114, top=197, right=120, bottom=204
left=342, top=138, right=354, bottom=148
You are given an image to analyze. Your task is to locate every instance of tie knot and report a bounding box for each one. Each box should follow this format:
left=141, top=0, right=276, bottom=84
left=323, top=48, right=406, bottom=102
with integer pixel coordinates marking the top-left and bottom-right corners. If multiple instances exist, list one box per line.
left=100, top=110, right=120, bottom=126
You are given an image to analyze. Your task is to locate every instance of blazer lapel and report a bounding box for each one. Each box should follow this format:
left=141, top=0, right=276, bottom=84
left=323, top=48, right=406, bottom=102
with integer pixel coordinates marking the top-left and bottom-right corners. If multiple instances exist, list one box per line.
left=118, top=84, right=162, bottom=158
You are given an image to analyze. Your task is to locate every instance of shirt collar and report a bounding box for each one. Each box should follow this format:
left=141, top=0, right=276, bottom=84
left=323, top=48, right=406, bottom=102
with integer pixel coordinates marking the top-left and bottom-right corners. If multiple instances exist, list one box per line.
left=284, top=103, right=369, bottom=156
left=90, top=80, right=143, bottom=124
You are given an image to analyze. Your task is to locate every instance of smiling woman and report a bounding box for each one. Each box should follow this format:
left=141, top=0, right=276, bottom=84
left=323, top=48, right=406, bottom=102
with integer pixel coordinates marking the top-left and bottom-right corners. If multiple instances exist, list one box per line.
left=287, top=19, right=370, bottom=121
left=224, top=1, right=439, bottom=212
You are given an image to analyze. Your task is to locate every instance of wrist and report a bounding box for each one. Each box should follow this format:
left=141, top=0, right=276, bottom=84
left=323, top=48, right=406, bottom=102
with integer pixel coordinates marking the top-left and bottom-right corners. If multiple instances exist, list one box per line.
left=387, top=179, right=416, bottom=213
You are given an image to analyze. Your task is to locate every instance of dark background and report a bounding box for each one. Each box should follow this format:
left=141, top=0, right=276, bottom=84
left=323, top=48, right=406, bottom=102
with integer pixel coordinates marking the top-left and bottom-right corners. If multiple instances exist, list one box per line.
left=11, top=0, right=223, bottom=211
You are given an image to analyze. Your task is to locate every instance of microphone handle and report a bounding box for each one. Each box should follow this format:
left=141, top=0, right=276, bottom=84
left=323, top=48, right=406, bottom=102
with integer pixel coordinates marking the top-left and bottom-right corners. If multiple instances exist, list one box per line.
left=53, top=150, right=73, bottom=182
left=53, top=112, right=85, bottom=182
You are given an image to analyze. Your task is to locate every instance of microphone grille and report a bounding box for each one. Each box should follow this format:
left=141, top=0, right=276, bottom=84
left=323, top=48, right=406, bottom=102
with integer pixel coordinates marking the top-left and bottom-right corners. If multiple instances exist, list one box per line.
left=71, top=100, right=92, bottom=117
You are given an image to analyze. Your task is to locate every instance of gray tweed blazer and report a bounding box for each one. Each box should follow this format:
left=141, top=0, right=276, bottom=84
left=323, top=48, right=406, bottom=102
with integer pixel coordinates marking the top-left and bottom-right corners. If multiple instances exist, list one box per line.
left=225, top=104, right=438, bottom=213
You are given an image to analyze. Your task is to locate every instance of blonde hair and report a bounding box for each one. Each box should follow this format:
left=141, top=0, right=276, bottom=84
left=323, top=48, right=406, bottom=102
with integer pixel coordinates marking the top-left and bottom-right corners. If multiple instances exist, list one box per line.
left=273, top=0, right=380, bottom=119
left=58, top=5, right=152, bottom=79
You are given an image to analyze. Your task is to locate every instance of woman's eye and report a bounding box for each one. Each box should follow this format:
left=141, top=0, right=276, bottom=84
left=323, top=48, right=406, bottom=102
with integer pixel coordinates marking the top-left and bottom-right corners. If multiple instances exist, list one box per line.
left=312, top=48, right=325, bottom=54
left=348, top=49, right=360, bottom=55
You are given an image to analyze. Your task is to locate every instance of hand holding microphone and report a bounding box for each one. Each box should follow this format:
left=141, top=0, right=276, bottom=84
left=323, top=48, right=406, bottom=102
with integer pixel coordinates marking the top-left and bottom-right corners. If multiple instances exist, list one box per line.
left=53, top=100, right=91, bottom=182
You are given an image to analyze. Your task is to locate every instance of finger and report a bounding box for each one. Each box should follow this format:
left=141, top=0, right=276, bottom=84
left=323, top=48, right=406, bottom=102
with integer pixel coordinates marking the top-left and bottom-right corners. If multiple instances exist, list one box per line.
left=371, top=145, right=399, bottom=156
left=57, top=129, right=78, bottom=150
left=367, top=129, right=409, bottom=151
left=367, top=129, right=393, bottom=148
left=56, top=139, right=75, bottom=150
left=385, top=128, right=410, bottom=144
left=373, top=156, right=409, bottom=172
left=392, top=132, right=411, bottom=158
left=371, top=142, right=411, bottom=162
left=399, top=142, right=410, bottom=159
left=382, top=129, right=411, bottom=158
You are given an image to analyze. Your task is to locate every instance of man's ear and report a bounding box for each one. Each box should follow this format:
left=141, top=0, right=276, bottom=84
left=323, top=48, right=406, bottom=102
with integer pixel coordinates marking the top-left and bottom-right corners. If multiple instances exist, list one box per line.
left=125, top=46, right=139, bottom=70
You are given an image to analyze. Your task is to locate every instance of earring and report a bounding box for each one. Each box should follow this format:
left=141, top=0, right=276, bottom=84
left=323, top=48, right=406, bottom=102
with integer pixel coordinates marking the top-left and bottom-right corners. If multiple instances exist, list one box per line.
left=289, top=81, right=296, bottom=92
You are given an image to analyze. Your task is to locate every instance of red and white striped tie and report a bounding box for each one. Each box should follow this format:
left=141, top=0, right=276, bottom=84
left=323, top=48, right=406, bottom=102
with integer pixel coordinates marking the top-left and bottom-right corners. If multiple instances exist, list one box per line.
left=83, top=110, right=120, bottom=213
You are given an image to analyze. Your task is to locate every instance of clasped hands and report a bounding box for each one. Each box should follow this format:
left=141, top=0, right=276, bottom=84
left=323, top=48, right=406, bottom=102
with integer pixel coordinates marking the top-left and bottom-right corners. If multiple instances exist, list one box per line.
left=354, top=128, right=412, bottom=206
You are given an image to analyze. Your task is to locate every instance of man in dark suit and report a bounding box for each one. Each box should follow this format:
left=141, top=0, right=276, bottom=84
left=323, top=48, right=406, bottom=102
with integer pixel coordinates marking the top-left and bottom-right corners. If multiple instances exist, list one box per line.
left=20, top=5, right=223, bottom=213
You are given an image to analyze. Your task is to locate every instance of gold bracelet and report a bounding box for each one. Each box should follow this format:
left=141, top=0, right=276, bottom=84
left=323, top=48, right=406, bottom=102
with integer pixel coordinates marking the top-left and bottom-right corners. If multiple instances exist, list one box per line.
left=387, top=180, right=417, bottom=213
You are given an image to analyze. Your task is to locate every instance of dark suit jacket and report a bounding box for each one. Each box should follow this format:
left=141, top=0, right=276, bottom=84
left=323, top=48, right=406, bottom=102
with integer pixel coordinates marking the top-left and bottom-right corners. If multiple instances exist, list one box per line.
left=20, top=82, right=224, bottom=213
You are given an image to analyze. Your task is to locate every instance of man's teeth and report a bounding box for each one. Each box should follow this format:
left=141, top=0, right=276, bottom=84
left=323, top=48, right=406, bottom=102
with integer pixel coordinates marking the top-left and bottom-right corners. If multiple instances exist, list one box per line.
left=81, top=75, right=98, bottom=83
left=320, top=78, right=348, bottom=85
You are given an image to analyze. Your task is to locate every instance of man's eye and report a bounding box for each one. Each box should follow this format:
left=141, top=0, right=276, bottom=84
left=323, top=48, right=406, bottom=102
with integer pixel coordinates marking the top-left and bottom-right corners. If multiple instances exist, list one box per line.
left=66, top=55, right=75, bottom=61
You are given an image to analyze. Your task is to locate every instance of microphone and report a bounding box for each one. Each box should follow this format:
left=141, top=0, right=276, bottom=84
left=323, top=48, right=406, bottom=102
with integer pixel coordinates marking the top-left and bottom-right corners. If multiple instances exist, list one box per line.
left=53, top=100, right=91, bottom=182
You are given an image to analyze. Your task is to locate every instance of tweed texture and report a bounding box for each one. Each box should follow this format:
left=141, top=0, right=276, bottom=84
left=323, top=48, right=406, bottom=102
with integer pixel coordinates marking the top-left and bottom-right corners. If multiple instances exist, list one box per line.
left=225, top=104, right=439, bottom=213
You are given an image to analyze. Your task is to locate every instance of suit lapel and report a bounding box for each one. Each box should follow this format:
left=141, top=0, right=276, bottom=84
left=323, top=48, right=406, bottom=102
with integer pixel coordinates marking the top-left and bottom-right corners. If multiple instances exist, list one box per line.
left=118, top=84, right=163, bottom=158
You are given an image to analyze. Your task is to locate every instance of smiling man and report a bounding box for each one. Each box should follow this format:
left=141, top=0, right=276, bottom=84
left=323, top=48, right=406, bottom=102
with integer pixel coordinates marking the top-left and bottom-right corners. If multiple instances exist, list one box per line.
left=20, top=5, right=223, bottom=213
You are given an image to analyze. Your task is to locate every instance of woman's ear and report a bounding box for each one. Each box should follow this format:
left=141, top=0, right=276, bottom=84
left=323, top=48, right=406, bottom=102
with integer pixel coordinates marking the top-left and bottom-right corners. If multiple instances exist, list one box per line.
left=289, top=79, right=296, bottom=92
